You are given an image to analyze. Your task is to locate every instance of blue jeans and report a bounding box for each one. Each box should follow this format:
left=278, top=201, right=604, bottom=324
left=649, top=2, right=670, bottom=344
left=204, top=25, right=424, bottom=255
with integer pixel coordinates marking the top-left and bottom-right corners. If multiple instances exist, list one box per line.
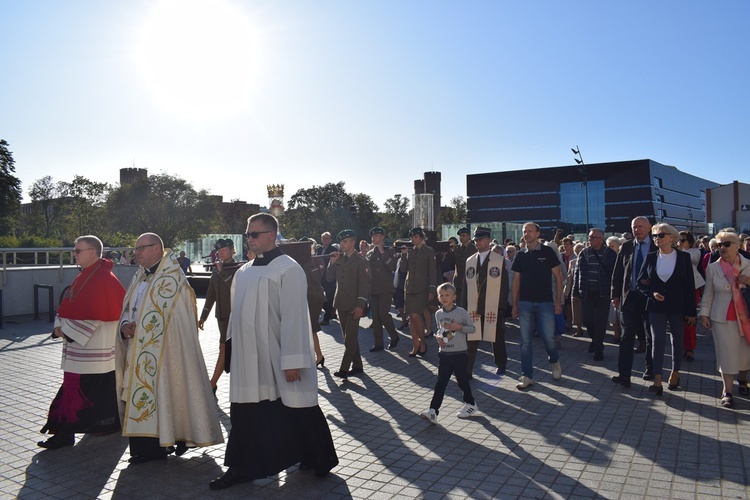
left=518, top=301, right=559, bottom=379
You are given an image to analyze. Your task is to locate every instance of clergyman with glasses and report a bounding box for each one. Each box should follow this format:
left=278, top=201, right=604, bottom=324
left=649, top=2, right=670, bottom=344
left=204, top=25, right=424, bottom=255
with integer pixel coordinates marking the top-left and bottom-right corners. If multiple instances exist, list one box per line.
left=116, top=232, right=223, bottom=464
left=38, top=235, right=126, bottom=450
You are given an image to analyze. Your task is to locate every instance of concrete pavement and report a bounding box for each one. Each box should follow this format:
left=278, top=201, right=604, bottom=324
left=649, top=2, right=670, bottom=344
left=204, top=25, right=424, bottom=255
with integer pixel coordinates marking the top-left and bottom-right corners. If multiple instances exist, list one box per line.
left=1, top=300, right=749, bottom=499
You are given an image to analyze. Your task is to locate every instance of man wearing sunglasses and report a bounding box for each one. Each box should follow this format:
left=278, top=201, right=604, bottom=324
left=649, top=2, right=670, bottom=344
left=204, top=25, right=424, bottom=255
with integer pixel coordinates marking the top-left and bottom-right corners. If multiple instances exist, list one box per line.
left=211, top=214, right=338, bottom=489
left=118, top=232, right=223, bottom=464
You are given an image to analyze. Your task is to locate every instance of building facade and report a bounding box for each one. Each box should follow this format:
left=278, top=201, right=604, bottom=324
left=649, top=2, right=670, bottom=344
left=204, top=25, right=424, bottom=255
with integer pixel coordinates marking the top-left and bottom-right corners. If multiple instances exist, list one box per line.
left=706, top=181, right=750, bottom=235
left=467, top=159, right=718, bottom=238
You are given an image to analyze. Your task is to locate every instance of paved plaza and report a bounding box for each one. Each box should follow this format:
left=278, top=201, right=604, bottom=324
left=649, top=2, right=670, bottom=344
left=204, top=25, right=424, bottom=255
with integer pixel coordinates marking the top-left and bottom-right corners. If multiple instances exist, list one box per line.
left=1, top=298, right=749, bottom=499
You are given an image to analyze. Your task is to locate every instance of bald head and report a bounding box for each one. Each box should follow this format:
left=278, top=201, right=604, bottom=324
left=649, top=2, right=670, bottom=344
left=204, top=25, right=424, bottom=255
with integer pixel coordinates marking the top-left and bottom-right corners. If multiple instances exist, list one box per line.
left=631, top=217, right=651, bottom=242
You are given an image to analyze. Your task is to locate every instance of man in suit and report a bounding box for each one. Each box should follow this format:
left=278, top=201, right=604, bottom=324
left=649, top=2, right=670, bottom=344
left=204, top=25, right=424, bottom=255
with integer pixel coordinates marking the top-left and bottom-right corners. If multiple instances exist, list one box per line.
left=611, top=216, right=657, bottom=387
left=327, top=229, right=370, bottom=378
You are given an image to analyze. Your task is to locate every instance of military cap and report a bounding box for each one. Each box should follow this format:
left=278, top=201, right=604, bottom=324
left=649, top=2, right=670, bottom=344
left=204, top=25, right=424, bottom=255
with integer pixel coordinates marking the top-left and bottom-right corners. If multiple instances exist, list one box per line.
left=409, top=227, right=425, bottom=237
left=215, top=238, right=234, bottom=250
left=337, top=229, right=356, bottom=242
left=457, top=227, right=470, bottom=235
left=472, top=227, right=491, bottom=240
left=369, top=226, right=385, bottom=236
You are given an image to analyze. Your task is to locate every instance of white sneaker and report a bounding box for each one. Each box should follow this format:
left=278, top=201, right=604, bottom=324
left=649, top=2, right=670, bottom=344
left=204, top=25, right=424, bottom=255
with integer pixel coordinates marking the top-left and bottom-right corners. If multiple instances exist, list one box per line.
left=456, top=403, right=479, bottom=419
left=552, top=362, right=562, bottom=380
left=516, top=376, right=534, bottom=390
left=420, top=408, right=438, bottom=424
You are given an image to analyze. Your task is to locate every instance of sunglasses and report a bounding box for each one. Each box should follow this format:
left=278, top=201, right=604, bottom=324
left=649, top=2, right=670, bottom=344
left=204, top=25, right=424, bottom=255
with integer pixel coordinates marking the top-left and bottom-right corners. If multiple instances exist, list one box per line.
left=652, top=233, right=668, bottom=239
left=73, top=247, right=95, bottom=254
left=245, top=230, right=274, bottom=239
left=718, top=241, right=734, bottom=248
left=134, top=243, right=158, bottom=252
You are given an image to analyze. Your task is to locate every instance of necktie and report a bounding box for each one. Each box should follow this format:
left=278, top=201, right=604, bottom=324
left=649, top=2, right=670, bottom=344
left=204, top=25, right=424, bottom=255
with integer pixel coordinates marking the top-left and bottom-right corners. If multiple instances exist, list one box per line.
left=632, top=241, right=644, bottom=290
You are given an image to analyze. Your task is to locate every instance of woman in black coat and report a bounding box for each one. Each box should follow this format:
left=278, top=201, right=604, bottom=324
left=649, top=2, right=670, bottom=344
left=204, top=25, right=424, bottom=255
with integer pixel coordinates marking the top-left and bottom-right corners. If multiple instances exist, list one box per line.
left=637, top=223, right=697, bottom=395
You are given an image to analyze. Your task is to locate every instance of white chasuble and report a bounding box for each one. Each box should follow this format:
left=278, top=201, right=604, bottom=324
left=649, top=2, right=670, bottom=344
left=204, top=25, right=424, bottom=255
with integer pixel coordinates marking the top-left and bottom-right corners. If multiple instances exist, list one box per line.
left=228, top=255, right=318, bottom=408
left=465, top=251, right=505, bottom=342
left=116, top=249, right=223, bottom=447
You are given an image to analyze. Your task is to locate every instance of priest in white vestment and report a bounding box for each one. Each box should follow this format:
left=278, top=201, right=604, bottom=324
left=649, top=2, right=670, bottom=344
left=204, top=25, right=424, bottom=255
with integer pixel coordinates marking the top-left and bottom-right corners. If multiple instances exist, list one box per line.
left=210, top=214, right=338, bottom=490
left=116, top=233, right=223, bottom=464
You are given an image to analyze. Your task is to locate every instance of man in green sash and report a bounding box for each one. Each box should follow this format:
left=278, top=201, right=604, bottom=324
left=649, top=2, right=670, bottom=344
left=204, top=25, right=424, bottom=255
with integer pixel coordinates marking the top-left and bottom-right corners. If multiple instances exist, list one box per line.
left=117, top=233, right=223, bottom=464
left=463, top=227, right=509, bottom=378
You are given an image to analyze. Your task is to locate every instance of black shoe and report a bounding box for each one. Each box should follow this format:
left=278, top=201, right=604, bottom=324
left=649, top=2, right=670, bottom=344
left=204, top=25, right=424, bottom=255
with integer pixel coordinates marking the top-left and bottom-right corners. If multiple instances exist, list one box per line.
left=398, top=322, right=410, bottom=331
left=593, top=352, right=604, bottom=361
left=174, top=441, right=189, bottom=457
left=496, top=367, right=506, bottom=376
left=389, top=336, right=400, bottom=349
left=37, top=434, right=74, bottom=450
left=668, top=377, right=680, bottom=391
left=648, top=385, right=663, bottom=396
left=739, top=380, right=750, bottom=397
left=316, top=357, right=325, bottom=369
left=209, top=467, right=252, bottom=490
left=643, top=373, right=655, bottom=381
left=369, top=346, right=384, bottom=352
left=588, top=343, right=595, bottom=353
left=333, top=370, right=350, bottom=378
left=611, top=376, right=631, bottom=388
left=417, top=345, right=427, bottom=357
left=349, top=368, right=364, bottom=377
left=128, top=453, right=168, bottom=464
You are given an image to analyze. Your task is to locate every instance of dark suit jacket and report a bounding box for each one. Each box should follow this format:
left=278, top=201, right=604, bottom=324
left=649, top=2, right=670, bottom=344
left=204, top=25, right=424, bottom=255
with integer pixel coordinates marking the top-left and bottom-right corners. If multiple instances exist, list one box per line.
left=636, top=250, right=697, bottom=316
left=611, top=238, right=657, bottom=311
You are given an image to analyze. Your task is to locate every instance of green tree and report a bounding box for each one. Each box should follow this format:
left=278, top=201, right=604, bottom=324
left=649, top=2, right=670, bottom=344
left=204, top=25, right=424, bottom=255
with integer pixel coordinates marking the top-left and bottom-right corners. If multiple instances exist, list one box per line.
left=27, top=175, right=66, bottom=238
left=106, top=173, right=219, bottom=248
left=0, top=140, right=22, bottom=236
left=283, top=182, right=378, bottom=240
left=381, top=194, right=411, bottom=239
left=58, top=175, right=111, bottom=242
left=438, top=196, right=467, bottom=226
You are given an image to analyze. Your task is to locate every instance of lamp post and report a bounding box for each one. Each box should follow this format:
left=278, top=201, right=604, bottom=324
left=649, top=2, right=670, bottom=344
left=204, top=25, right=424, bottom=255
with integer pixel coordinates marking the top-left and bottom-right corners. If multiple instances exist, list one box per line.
left=571, top=146, right=590, bottom=233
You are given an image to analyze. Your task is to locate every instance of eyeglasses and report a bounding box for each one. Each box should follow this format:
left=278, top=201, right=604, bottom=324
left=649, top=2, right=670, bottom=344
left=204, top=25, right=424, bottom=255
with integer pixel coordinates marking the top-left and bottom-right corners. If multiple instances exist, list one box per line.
left=652, top=233, right=668, bottom=239
left=245, top=230, right=274, bottom=239
left=588, top=236, right=602, bottom=240
left=73, top=248, right=95, bottom=254
left=134, top=243, right=158, bottom=252
left=718, top=241, right=734, bottom=248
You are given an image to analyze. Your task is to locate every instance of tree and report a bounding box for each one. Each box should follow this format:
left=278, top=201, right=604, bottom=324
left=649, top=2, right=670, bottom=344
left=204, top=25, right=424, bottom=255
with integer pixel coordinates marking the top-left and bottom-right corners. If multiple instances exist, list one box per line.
left=0, top=139, right=22, bottom=237
left=438, top=196, right=467, bottom=226
left=283, top=182, right=378, bottom=240
left=381, top=194, right=411, bottom=239
left=106, top=173, right=219, bottom=248
left=27, top=175, right=65, bottom=238
left=58, top=175, right=111, bottom=241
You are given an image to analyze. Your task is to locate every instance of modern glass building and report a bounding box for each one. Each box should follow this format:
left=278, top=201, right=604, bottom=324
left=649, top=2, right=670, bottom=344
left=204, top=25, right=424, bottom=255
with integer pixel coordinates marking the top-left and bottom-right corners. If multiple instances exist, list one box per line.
left=467, top=159, right=719, bottom=238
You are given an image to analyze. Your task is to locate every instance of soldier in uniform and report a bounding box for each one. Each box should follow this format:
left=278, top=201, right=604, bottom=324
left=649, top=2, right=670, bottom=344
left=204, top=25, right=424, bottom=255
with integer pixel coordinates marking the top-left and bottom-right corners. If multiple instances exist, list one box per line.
left=400, top=227, right=437, bottom=357
left=366, top=227, right=400, bottom=352
left=199, top=238, right=241, bottom=394
left=327, top=229, right=370, bottom=378
left=453, top=227, right=477, bottom=309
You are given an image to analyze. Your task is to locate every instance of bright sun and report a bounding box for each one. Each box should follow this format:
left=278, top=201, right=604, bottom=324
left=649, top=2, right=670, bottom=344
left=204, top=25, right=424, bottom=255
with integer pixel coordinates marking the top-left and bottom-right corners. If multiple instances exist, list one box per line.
left=135, top=0, right=259, bottom=120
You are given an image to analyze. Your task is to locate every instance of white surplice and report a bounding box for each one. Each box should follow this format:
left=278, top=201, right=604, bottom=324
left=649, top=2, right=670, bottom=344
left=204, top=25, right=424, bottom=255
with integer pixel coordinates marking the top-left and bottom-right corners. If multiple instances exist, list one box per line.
left=228, top=254, right=318, bottom=408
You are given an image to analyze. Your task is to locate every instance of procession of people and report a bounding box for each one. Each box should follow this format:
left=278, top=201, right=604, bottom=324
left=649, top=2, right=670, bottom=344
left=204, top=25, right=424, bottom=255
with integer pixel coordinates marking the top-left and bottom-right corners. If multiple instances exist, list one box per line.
left=36, top=216, right=750, bottom=490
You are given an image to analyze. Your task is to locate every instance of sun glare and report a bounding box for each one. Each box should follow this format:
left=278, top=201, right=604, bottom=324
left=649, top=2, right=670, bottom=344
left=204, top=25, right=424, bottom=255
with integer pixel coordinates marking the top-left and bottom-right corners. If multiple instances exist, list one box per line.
left=135, top=0, right=259, bottom=120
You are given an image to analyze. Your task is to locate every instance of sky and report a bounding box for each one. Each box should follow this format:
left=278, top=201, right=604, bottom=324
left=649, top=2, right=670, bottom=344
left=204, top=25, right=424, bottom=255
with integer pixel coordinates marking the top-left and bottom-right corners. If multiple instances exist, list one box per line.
left=2, top=0, right=748, bottom=211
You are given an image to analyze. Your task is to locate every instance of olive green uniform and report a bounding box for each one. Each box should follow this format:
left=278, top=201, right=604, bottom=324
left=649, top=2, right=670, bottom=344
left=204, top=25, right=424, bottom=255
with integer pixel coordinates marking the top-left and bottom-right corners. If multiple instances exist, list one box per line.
left=400, top=244, right=437, bottom=314
left=366, top=246, right=399, bottom=348
left=327, top=252, right=370, bottom=372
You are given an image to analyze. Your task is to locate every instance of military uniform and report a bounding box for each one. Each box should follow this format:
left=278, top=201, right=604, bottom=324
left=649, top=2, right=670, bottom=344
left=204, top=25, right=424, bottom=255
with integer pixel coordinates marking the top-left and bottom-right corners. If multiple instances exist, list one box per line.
left=366, top=245, right=399, bottom=349
left=400, top=243, right=437, bottom=314
left=326, top=236, right=370, bottom=374
left=200, top=259, right=240, bottom=343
